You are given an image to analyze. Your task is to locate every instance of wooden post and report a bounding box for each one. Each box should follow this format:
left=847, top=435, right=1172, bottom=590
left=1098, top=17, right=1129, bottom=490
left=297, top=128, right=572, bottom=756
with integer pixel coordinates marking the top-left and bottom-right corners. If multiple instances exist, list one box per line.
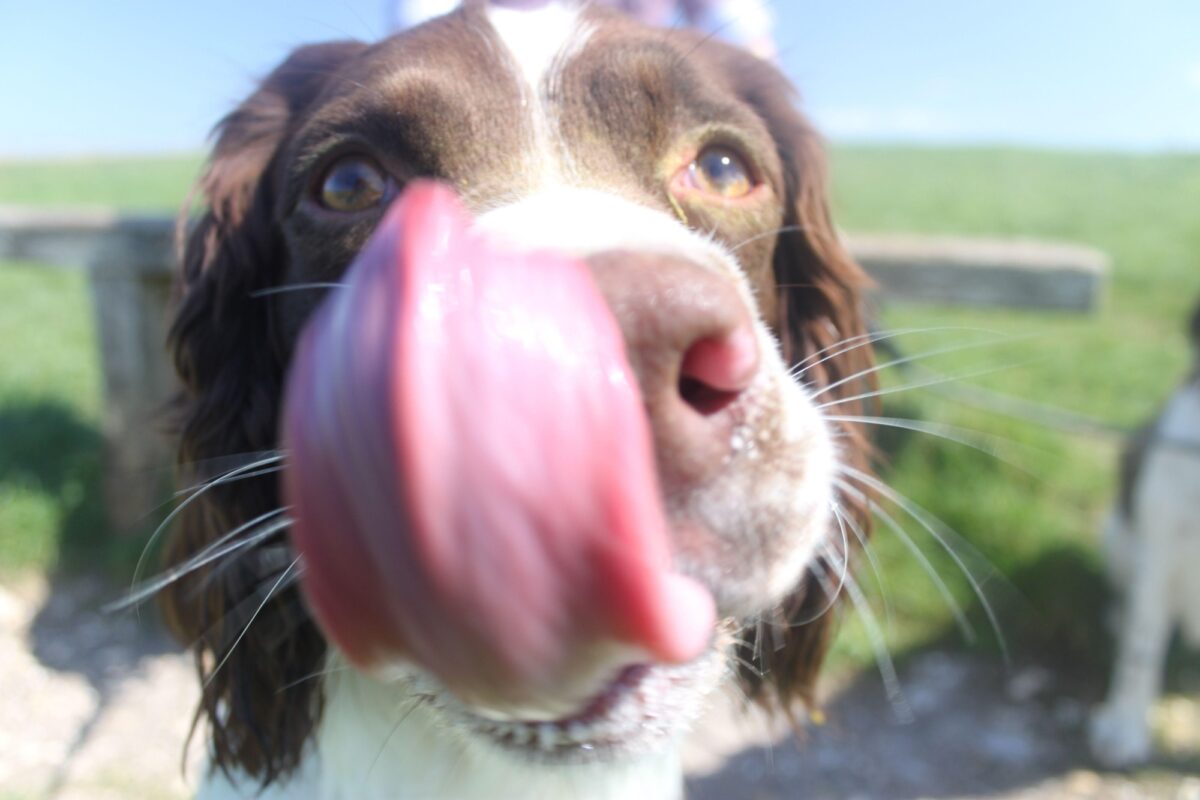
left=86, top=220, right=178, bottom=532
left=0, top=208, right=178, bottom=532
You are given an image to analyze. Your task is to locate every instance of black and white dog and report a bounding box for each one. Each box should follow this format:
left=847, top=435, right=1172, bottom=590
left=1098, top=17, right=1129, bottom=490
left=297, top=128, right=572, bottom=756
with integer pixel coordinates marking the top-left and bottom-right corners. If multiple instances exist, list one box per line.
left=1090, top=298, right=1200, bottom=767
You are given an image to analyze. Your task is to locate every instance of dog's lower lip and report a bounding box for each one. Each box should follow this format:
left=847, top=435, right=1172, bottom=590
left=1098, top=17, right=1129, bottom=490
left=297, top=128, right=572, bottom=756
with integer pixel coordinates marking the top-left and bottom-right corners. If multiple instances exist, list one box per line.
left=482, top=662, right=648, bottom=724
left=527, top=664, right=651, bottom=728
left=461, top=662, right=688, bottom=758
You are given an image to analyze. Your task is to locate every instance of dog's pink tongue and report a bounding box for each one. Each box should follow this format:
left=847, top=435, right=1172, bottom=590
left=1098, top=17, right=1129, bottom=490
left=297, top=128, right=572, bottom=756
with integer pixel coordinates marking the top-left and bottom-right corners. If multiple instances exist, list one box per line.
left=283, top=182, right=714, bottom=713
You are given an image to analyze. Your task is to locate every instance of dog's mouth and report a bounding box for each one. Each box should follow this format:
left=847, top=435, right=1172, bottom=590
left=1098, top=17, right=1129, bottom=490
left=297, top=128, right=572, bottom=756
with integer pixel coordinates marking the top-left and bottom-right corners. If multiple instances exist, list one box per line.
left=284, top=182, right=719, bottom=718
left=440, top=646, right=728, bottom=761
left=276, top=179, right=841, bottom=773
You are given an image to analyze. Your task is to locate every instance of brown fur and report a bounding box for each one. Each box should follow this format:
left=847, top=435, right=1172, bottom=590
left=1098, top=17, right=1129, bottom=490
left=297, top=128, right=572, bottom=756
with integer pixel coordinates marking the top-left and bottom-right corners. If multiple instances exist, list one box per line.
left=164, top=42, right=368, bottom=785
left=162, top=13, right=874, bottom=787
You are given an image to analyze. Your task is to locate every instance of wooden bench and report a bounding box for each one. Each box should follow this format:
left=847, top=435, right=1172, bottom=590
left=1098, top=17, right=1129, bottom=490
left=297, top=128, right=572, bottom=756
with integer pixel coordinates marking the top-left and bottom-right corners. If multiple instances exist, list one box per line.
left=851, top=234, right=1108, bottom=313
left=0, top=207, right=1110, bottom=530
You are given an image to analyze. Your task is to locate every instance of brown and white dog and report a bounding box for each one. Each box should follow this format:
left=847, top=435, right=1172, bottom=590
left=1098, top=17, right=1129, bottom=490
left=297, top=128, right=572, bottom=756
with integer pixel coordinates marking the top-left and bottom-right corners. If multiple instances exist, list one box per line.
left=162, top=3, right=875, bottom=798
left=1089, top=299, right=1200, bottom=768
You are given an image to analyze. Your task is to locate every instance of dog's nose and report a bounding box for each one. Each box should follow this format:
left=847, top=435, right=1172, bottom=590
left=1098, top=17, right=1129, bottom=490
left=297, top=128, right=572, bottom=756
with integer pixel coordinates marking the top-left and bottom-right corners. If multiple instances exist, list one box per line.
left=587, top=251, right=760, bottom=488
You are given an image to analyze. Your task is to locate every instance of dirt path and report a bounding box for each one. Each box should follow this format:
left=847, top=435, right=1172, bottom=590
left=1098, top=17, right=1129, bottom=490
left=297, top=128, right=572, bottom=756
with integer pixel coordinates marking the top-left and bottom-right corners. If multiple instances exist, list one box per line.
left=2, top=575, right=1196, bottom=799
left=0, top=576, right=199, bottom=800
left=685, top=654, right=1199, bottom=799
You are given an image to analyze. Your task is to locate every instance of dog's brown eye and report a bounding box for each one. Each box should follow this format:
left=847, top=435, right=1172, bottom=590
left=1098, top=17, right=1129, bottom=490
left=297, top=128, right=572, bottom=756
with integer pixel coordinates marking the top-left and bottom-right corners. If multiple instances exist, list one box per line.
left=686, top=147, right=755, bottom=199
left=318, top=156, right=387, bottom=212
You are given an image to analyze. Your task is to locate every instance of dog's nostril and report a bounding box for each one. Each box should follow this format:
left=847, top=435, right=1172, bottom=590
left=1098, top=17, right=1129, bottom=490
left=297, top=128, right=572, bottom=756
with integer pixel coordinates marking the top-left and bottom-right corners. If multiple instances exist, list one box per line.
left=678, top=376, right=740, bottom=415
left=678, top=329, right=759, bottom=416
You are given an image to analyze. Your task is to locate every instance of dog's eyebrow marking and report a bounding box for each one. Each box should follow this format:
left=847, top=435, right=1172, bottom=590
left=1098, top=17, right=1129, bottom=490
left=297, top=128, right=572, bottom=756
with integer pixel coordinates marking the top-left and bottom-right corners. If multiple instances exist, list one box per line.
left=486, top=2, right=582, bottom=96
left=487, top=1, right=592, bottom=186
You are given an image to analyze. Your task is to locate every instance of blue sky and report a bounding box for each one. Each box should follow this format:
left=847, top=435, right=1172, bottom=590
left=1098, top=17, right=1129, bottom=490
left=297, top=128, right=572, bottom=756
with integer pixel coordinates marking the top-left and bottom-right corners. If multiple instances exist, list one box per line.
left=1, top=0, right=1197, bottom=158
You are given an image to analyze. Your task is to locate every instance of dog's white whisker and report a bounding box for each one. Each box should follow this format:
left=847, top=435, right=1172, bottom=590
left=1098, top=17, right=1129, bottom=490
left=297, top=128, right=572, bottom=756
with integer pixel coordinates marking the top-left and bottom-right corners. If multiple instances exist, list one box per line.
left=172, top=465, right=285, bottom=498
left=835, top=477, right=976, bottom=645
left=251, top=282, right=347, bottom=298
left=791, top=325, right=1007, bottom=381
left=106, top=509, right=292, bottom=613
left=752, top=617, right=767, bottom=669
left=833, top=500, right=893, bottom=633
left=173, top=451, right=286, bottom=478
left=131, top=454, right=291, bottom=614
left=367, top=696, right=432, bottom=780
left=788, top=516, right=851, bottom=627
left=811, top=333, right=1029, bottom=400
left=842, top=571, right=914, bottom=725
left=726, top=648, right=766, bottom=680
left=729, top=224, right=810, bottom=253
left=205, top=557, right=303, bottom=690
left=839, top=467, right=1012, bottom=664
left=277, top=663, right=351, bottom=694
left=114, top=452, right=285, bottom=521
left=825, top=414, right=1042, bottom=475
left=815, top=358, right=1038, bottom=412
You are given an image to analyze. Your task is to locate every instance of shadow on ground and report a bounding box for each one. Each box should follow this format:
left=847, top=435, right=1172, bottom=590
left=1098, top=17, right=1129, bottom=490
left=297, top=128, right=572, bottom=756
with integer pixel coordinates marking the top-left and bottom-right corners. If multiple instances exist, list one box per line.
left=0, top=399, right=185, bottom=795
left=687, top=647, right=1199, bottom=800
left=0, top=398, right=167, bottom=574
left=687, top=513, right=1199, bottom=800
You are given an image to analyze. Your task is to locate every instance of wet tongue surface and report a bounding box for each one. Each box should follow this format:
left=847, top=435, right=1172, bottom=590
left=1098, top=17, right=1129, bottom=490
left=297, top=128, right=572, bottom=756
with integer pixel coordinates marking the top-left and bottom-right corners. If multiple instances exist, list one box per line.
left=283, top=182, right=715, bottom=716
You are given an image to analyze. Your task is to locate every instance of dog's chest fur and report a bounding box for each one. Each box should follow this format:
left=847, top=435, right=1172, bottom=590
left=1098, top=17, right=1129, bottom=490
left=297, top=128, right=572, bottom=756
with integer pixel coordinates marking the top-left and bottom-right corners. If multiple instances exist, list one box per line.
left=1135, top=381, right=1200, bottom=551
left=200, top=665, right=685, bottom=800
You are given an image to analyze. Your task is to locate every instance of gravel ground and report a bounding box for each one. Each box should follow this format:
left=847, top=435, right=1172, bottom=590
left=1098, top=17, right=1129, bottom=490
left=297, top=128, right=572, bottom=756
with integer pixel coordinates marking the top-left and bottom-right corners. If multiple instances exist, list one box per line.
left=2, top=575, right=1196, bottom=800
left=0, top=576, right=200, bottom=800
left=685, top=656, right=1200, bottom=800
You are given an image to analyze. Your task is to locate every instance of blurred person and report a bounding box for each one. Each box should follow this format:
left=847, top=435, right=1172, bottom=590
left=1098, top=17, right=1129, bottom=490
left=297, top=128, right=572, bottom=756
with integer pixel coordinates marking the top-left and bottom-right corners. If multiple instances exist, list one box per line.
left=391, top=0, right=776, bottom=60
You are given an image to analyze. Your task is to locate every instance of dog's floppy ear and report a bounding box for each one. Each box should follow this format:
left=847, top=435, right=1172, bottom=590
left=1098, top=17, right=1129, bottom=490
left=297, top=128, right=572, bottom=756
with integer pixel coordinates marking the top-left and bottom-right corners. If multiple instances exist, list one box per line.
left=714, top=49, right=877, bottom=713
left=163, top=41, right=367, bottom=787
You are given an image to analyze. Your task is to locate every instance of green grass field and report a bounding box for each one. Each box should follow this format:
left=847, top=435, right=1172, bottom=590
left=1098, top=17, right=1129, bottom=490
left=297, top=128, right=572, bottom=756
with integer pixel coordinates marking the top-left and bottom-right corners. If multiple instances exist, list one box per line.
left=0, top=155, right=202, bottom=575
left=0, top=154, right=202, bottom=210
left=1, top=148, right=1198, bottom=681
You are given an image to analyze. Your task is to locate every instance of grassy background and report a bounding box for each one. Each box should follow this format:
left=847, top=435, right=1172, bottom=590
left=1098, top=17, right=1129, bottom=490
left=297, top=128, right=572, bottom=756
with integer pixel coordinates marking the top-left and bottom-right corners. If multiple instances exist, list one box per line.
left=824, top=147, right=1200, bottom=682
left=0, top=155, right=201, bottom=210
left=0, top=155, right=201, bottom=575
left=1, top=148, right=1198, bottom=683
